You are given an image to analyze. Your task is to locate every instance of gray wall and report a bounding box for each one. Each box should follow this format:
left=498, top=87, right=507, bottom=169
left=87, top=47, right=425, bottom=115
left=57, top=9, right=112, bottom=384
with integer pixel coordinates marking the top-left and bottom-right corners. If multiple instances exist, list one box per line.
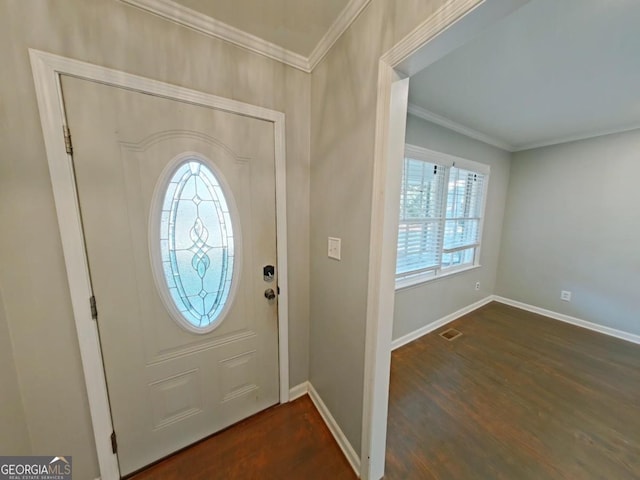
left=309, top=0, right=450, bottom=455
left=393, top=115, right=511, bottom=340
left=496, top=129, right=640, bottom=335
left=0, top=1, right=310, bottom=477
left=0, top=289, right=31, bottom=454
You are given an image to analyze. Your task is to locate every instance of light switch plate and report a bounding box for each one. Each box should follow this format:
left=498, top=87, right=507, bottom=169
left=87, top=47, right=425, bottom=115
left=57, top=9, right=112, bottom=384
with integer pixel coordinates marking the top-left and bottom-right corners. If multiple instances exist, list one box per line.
left=328, top=237, right=341, bottom=260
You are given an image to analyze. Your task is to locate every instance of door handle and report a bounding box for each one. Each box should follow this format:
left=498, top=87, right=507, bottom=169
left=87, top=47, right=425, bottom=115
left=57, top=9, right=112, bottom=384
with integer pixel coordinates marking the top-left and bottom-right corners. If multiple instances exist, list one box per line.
left=264, top=288, right=276, bottom=300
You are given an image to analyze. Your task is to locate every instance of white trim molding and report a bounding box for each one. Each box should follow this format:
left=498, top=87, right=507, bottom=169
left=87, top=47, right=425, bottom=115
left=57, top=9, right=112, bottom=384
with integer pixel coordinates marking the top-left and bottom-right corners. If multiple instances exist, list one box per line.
left=308, top=383, right=361, bottom=476
left=391, top=294, right=640, bottom=352
left=408, top=103, right=640, bottom=155
left=288, top=381, right=309, bottom=401
left=493, top=296, right=640, bottom=345
left=514, top=122, right=640, bottom=151
left=29, top=49, right=290, bottom=480
left=119, top=0, right=371, bottom=73
left=288, top=380, right=360, bottom=475
left=119, top=0, right=309, bottom=70
left=307, top=0, right=372, bottom=70
left=407, top=103, right=515, bottom=152
left=391, top=296, right=494, bottom=350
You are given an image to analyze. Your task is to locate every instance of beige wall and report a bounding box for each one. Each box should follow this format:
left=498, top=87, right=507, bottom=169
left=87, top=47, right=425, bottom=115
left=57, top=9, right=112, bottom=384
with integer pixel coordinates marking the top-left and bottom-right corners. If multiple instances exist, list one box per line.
left=496, top=129, right=640, bottom=335
left=0, top=1, right=310, bottom=477
left=393, top=115, right=511, bottom=340
left=309, top=0, right=449, bottom=454
left=0, top=289, right=31, bottom=454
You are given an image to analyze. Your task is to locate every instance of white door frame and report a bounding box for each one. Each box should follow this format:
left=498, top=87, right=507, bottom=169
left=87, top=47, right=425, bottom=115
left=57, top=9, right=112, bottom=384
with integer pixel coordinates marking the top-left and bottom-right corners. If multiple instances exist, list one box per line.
left=29, top=49, right=290, bottom=480
left=360, top=0, right=531, bottom=478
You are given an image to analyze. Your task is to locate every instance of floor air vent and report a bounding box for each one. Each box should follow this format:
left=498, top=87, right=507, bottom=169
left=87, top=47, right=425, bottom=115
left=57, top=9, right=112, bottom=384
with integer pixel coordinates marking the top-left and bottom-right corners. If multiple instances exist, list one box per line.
left=439, top=328, right=462, bottom=341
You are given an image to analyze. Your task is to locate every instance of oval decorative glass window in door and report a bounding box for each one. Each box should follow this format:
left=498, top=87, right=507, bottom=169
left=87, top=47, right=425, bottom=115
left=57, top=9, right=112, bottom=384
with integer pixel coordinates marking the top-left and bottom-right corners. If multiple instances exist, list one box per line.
left=159, top=159, right=236, bottom=331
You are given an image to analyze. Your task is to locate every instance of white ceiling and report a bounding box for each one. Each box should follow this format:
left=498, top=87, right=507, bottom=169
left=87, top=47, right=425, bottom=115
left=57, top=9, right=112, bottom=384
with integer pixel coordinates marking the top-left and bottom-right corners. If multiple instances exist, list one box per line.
left=172, top=0, right=350, bottom=57
left=408, top=0, right=640, bottom=151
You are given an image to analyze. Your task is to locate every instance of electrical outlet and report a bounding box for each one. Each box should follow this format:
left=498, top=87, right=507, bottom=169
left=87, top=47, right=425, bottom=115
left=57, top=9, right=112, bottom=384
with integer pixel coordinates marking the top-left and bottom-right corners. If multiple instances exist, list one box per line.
left=475, top=282, right=480, bottom=291
left=560, top=290, right=572, bottom=302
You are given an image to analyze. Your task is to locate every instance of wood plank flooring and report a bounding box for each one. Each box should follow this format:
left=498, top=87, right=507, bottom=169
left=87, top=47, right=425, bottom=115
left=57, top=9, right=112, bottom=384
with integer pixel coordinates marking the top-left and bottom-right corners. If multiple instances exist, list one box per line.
left=129, top=395, right=356, bottom=480
left=385, top=301, right=640, bottom=479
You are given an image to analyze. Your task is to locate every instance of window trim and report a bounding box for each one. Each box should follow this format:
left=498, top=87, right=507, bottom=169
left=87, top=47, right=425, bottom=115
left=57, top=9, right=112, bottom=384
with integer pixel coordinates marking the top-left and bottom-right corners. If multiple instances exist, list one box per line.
left=396, top=263, right=483, bottom=291
left=395, top=144, right=490, bottom=289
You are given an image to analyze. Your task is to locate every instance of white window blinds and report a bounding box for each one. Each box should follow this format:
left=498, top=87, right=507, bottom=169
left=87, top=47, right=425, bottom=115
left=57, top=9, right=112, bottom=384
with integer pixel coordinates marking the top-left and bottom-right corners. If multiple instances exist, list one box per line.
left=396, top=145, right=489, bottom=285
left=396, top=159, right=445, bottom=276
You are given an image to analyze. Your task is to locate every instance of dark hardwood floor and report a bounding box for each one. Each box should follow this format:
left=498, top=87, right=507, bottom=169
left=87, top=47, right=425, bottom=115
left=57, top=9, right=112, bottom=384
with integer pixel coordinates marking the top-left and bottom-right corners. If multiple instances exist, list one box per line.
left=386, top=301, right=640, bottom=479
left=129, top=395, right=356, bottom=480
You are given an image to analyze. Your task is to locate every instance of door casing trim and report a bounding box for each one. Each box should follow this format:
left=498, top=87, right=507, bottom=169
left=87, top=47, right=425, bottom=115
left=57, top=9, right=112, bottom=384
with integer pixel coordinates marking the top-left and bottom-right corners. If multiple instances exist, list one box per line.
left=29, top=49, right=290, bottom=480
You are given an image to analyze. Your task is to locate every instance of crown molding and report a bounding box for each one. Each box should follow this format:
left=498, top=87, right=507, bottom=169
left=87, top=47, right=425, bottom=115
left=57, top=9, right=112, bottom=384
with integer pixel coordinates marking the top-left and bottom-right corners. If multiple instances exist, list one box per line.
left=408, top=104, right=640, bottom=153
left=407, top=103, right=515, bottom=151
left=120, top=0, right=372, bottom=73
left=514, top=123, right=640, bottom=151
left=307, top=0, right=372, bottom=70
left=119, top=0, right=311, bottom=71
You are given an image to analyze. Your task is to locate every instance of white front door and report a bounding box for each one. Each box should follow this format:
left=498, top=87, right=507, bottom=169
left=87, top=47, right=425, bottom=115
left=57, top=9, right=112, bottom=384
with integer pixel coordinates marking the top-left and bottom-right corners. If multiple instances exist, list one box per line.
left=61, top=75, right=280, bottom=475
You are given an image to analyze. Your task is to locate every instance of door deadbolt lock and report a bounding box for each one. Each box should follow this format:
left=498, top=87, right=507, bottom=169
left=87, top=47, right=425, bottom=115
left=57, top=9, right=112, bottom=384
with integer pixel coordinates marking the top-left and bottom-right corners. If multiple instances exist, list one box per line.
left=264, top=288, right=276, bottom=300
left=263, top=265, right=275, bottom=282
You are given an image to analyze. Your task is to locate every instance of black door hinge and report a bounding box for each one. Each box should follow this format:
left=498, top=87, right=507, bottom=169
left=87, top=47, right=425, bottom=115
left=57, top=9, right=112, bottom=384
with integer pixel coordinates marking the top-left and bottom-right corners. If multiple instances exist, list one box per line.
left=90, top=295, right=98, bottom=320
left=111, top=431, right=117, bottom=454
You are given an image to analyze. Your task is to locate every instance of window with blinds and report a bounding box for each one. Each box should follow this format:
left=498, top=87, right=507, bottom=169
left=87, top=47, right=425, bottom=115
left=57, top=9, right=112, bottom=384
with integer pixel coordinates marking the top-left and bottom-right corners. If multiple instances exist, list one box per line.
left=396, top=145, right=489, bottom=287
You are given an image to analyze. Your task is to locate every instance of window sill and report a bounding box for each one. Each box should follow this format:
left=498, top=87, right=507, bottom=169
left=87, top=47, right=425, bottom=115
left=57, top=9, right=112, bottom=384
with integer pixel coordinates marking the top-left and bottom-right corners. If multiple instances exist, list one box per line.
left=395, top=264, right=482, bottom=291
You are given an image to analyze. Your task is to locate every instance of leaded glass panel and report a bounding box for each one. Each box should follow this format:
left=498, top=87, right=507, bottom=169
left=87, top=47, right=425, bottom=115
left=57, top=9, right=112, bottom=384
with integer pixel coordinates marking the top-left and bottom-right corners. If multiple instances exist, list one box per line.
left=159, top=160, right=235, bottom=329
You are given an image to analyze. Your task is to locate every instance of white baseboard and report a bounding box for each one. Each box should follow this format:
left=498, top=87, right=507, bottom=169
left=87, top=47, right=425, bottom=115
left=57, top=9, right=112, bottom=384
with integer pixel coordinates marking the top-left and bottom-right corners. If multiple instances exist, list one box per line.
left=392, top=294, right=640, bottom=349
left=391, top=295, right=494, bottom=350
left=307, top=383, right=361, bottom=477
left=288, top=381, right=309, bottom=401
left=493, top=296, right=640, bottom=345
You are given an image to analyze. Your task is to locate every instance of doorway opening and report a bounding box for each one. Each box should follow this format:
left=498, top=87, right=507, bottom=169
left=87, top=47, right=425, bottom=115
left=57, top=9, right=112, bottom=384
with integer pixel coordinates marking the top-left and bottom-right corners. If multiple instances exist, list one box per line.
left=361, top=1, right=530, bottom=478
